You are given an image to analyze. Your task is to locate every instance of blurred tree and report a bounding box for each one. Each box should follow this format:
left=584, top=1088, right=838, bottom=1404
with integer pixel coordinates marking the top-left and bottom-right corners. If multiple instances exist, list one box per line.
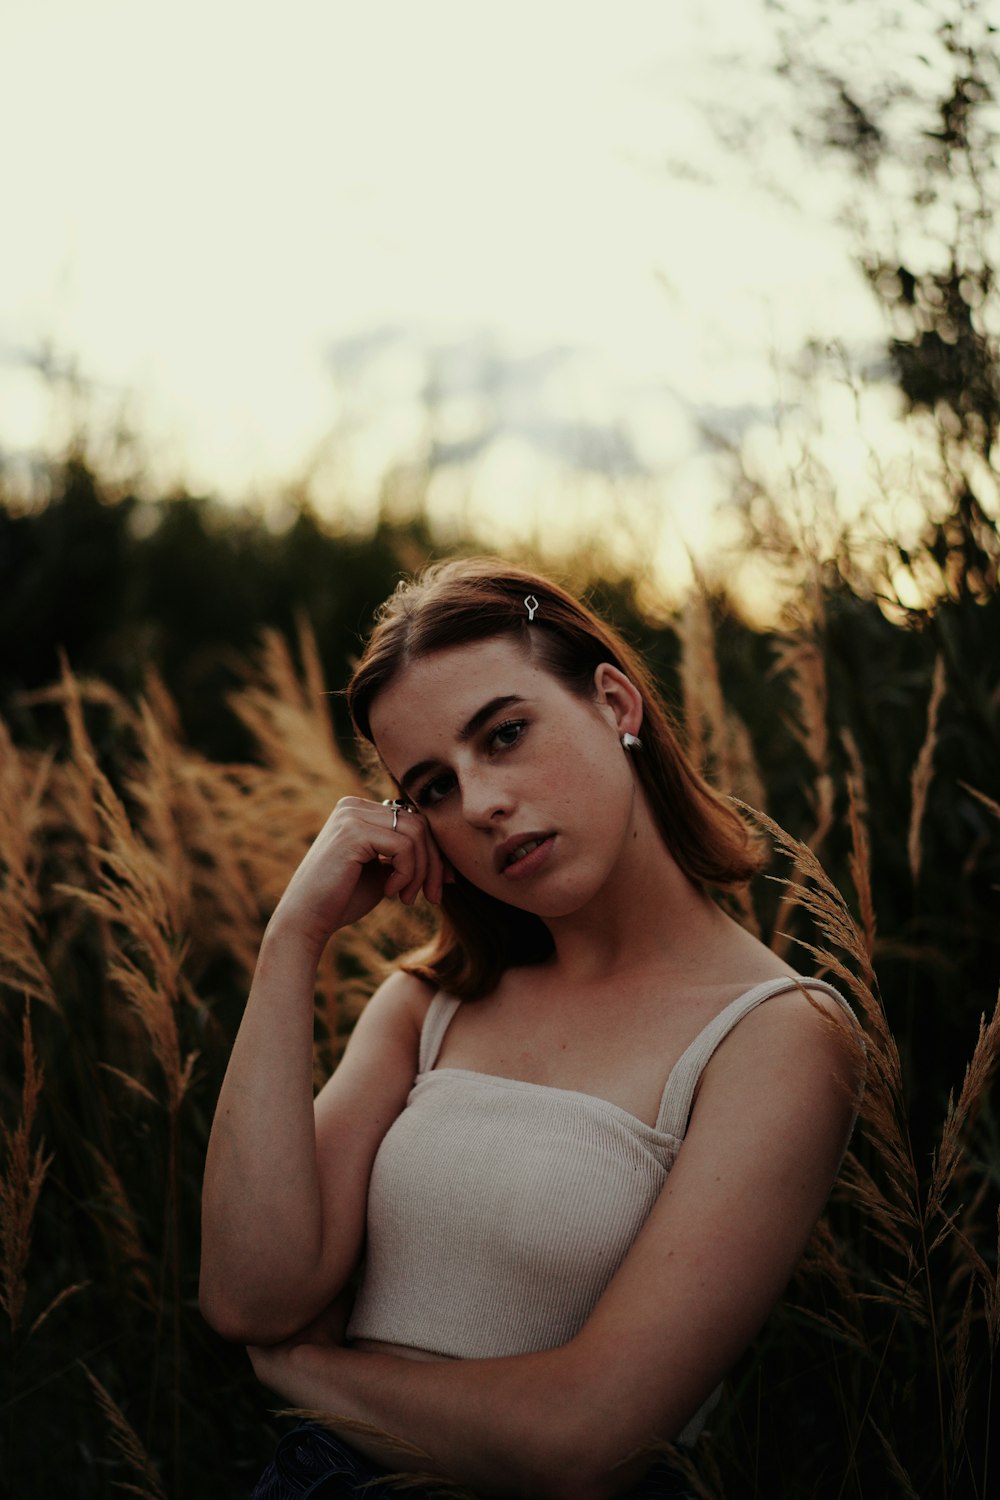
left=772, top=0, right=999, bottom=596
left=0, top=458, right=446, bottom=756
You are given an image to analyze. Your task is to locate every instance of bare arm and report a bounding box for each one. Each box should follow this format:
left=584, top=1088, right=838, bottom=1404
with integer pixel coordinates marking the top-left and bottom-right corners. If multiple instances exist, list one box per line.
left=199, top=796, right=446, bottom=1344
left=248, top=990, right=864, bottom=1500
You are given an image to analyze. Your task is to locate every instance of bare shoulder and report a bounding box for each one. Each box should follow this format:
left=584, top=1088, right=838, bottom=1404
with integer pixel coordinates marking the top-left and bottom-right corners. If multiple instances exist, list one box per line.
left=352, top=967, right=438, bottom=1039
left=716, top=976, right=862, bottom=1068
left=690, top=976, right=865, bottom=1164
left=315, top=969, right=436, bottom=1114
left=697, top=917, right=863, bottom=1084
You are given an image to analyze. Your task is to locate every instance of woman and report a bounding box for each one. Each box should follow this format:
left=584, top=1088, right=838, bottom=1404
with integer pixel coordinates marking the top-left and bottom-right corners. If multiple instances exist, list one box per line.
left=200, top=559, right=864, bottom=1500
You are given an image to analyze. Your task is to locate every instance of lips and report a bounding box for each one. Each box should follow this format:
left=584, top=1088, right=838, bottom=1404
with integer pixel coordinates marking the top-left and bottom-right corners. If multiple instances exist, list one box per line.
left=495, top=831, right=554, bottom=873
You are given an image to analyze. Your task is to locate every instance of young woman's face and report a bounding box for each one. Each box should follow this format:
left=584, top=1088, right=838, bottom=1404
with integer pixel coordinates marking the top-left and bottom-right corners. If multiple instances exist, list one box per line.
left=367, top=635, right=643, bottom=919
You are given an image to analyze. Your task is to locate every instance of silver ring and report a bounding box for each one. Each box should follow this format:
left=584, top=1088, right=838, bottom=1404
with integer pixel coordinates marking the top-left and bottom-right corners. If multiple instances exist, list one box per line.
left=382, top=797, right=407, bottom=832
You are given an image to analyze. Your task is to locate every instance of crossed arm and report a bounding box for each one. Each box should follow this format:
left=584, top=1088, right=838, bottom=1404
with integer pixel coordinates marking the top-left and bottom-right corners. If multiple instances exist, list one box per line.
left=221, top=972, right=861, bottom=1500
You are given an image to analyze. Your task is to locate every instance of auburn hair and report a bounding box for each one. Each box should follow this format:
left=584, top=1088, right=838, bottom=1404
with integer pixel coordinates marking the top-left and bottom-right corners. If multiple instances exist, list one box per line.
left=347, top=557, right=764, bottom=999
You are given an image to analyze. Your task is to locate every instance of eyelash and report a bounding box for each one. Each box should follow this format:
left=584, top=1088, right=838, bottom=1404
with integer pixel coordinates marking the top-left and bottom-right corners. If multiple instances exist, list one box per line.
left=413, top=719, right=528, bottom=808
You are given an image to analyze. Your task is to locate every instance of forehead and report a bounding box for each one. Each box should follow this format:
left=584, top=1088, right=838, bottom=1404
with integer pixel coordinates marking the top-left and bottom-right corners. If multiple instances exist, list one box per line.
left=368, top=636, right=556, bottom=754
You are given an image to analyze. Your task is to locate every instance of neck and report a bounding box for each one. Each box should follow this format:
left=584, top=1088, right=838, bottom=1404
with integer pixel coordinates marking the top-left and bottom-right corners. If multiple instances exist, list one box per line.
left=540, top=791, right=729, bottom=984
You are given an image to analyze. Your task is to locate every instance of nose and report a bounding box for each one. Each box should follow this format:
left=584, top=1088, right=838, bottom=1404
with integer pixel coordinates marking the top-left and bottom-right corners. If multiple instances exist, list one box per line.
left=459, top=767, right=512, bottom=827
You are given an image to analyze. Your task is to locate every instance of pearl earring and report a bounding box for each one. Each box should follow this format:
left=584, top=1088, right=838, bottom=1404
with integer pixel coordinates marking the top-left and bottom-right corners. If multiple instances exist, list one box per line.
left=621, top=732, right=642, bottom=751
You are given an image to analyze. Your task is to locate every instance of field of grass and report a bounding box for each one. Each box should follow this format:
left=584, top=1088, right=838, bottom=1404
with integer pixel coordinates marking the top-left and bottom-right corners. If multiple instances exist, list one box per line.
left=1, top=537, right=998, bottom=1498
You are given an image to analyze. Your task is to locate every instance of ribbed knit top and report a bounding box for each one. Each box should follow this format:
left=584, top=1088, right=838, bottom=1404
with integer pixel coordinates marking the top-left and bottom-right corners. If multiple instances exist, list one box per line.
left=347, top=975, right=855, bottom=1442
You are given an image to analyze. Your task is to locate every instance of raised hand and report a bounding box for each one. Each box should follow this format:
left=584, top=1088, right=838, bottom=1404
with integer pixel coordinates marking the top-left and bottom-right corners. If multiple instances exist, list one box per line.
left=270, top=796, right=453, bottom=953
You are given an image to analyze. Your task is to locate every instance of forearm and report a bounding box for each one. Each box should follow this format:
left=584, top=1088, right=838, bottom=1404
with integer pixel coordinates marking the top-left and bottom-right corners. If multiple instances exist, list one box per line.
left=249, top=1341, right=650, bottom=1500
left=201, top=916, right=330, bottom=1336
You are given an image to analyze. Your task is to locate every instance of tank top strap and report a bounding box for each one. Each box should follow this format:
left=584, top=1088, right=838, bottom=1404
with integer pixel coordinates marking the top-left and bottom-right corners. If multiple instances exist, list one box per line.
left=655, top=976, right=853, bottom=1139
left=418, top=992, right=463, bottom=1074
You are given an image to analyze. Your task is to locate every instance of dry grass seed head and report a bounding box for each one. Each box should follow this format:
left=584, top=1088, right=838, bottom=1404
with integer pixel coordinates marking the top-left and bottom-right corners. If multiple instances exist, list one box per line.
left=228, top=627, right=344, bottom=785
left=987, top=1206, right=1000, bottom=1347
left=34, top=655, right=134, bottom=857
left=770, top=633, right=833, bottom=846
left=125, top=695, right=192, bottom=936
left=0, top=723, right=58, bottom=1012
left=678, top=585, right=713, bottom=773
left=83, top=1141, right=155, bottom=1304
left=83, top=1365, right=168, bottom=1500
left=842, top=729, right=877, bottom=967
left=27, top=1279, right=87, bottom=1340
left=739, top=801, right=925, bottom=1239
left=960, top=781, right=1000, bottom=824
left=795, top=1213, right=862, bottom=1312
left=0, top=1008, right=52, bottom=1335
left=908, top=653, right=946, bottom=888
left=173, top=759, right=273, bottom=974
left=679, top=582, right=764, bottom=809
left=869, top=1418, right=923, bottom=1500
left=930, top=990, right=1000, bottom=1216
left=55, top=741, right=196, bottom=1112
left=838, top=1152, right=923, bottom=1265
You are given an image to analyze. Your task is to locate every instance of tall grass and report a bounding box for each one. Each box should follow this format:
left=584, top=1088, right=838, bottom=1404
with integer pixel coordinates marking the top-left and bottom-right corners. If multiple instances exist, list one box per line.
left=0, top=589, right=997, bottom=1499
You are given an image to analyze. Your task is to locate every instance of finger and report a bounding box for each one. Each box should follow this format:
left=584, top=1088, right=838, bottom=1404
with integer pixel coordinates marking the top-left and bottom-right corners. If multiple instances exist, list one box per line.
left=422, top=827, right=451, bottom=906
left=379, top=808, right=427, bottom=904
left=396, top=810, right=431, bottom=905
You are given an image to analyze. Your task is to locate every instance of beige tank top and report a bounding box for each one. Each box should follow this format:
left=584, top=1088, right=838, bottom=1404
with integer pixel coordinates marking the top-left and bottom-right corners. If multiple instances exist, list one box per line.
left=347, top=975, right=856, bottom=1443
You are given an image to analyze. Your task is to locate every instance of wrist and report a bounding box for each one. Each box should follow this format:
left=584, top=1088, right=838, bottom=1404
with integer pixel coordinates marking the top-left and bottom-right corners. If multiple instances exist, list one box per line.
left=262, top=905, right=329, bottom=965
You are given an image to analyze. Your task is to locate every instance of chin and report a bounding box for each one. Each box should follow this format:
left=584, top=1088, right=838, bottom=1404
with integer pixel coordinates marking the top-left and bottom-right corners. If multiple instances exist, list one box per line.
left=498, top=876, right=608, bottom=923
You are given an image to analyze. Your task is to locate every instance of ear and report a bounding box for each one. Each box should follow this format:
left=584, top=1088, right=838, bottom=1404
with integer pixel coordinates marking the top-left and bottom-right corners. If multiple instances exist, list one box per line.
left=592, top=663, right=643, bottom=739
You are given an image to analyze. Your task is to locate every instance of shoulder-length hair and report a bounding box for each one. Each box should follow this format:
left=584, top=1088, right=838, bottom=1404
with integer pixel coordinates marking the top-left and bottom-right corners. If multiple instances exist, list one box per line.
left=347, top=557, right=764, bottom=999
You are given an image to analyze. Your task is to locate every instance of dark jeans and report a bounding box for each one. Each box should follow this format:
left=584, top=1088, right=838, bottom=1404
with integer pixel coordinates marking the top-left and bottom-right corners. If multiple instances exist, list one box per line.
left=249, top=1423, right=697, bottom=1498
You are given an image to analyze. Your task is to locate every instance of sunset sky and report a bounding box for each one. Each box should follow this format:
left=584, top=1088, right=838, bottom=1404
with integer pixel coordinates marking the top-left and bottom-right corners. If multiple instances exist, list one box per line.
left=2, top=0, right=895, bottom=585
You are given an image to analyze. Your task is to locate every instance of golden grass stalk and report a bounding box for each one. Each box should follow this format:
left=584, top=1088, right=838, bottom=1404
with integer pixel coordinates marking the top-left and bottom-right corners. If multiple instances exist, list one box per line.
left=869, top=1418, right=922, bottom=1500
left=83, top=1141, right=155, bottom=1306
left=948, top=1279, right=974, bottom=1463
left=929, top=990, right=1000, bottom=1220
left=678, top=583, right=765, bottom=939
left=769, top=633, right=834, bottom=850
left=26, top=1279, right=87, bottom=1340
left=735, top=799, right=926, bottom=1267
left=960, top=782, right=1000, bottom=824
left=24, top=655, right=135, bottom=874
left=229, top=623, right=342, bottom=780
left=277, top=1408, right=479, bottom=1498
left=0, top=1008, right=52, bottom=1336
left=0, top=723, right=58, bottom=1013
left=679, top=588, right=711, bottom=774
left=743, top=787, right=1000, bottom=1491
left=53, top=703, right=196, bottom=1111
left=679, top=583, right=766, bottom=807
left=763, top=612, right=834, bottom=968
left=908, top=654, right=946, bottom=887
left=842, top=728, right=877, bottom=967
left=83, top=1365, right=167, bottom=1500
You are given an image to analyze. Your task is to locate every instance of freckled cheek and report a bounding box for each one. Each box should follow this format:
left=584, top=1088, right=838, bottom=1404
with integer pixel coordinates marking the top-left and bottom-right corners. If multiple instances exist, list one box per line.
left=427, top=821, right=487, bottom=882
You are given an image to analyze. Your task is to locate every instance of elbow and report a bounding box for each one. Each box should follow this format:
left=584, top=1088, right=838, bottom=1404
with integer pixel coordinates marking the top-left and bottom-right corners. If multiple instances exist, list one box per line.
left=525, top=1394, right=671, bottom=1500
left=198, top=1277, right=258, bottom=1345
left=518, top=1419, right=642, bottom=1500
left=534, top=1453, right=665, bottom=1500
left=198, top=1271, right=301, bottom=1347
left=528, top=1458, right=627, bottom=1500
left=534, top=1474, right=609, bottom=1500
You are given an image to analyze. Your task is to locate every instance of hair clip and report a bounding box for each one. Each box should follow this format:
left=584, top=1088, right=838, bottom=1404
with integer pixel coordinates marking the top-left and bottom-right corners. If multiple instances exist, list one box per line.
left=524, top=595, right=539, bottom=621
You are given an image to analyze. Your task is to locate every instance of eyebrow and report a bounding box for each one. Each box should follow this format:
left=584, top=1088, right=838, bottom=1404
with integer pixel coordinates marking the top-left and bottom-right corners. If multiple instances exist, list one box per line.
left=399, top=694, right=525, bottom=796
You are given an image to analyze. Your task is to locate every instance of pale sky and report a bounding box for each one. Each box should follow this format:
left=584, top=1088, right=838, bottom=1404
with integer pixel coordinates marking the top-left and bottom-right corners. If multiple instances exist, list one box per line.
left=1, top=0, right=890, bottom=587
